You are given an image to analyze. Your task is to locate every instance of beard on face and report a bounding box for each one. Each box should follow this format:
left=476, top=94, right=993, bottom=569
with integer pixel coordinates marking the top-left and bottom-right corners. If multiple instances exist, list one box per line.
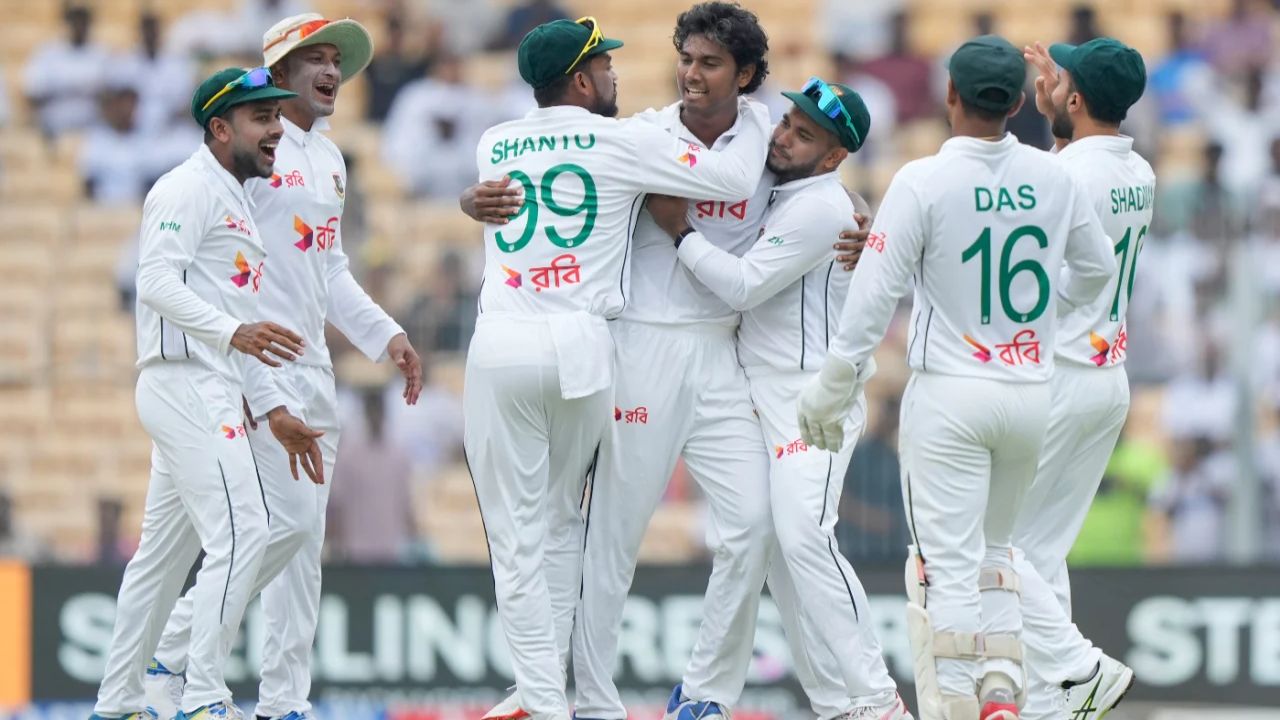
left=232, top=138, right=272, bottom=179
left=592, top=93, right=619, bottom=117
left=1051, top=99, right=1074, bottom=140
left=766, top=154, right=821, bottom=185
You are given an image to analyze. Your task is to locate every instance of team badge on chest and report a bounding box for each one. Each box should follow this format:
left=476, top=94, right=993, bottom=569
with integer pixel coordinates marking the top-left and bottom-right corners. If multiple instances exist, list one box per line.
left=332, top=172, right=345, bottom=200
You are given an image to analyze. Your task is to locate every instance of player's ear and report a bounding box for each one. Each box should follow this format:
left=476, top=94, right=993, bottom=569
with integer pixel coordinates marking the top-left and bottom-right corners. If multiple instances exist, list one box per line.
left=208, top=114, right=234, bottom=144
left=736, top=62, right=756, bottom=92
left=1005, top=91, right=1026, bottom=118
left=823, top=145, right=848, bottom=173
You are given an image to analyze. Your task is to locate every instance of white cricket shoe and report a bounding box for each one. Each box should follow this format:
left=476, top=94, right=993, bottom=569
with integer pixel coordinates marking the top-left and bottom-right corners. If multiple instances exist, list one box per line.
left=482, top=690, right=530, bottom=720
left=142, top=659, right=184, bottom=720
left=1062, top=654, right=1134, bottom=719
left=835, top=693, right=913, bottom=720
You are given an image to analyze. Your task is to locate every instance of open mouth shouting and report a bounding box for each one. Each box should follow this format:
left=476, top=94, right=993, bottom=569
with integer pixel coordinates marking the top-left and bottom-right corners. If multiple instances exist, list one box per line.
left=260, top=138, right=279, bottom=164
left=315, top=80, right=337, bottom=103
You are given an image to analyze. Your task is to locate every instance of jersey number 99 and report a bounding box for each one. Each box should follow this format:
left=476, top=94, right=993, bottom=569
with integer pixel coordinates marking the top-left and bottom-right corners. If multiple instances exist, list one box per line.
left=495, top=163, right=598, bottom=253
left=961, top=224, right=1050, bottom=324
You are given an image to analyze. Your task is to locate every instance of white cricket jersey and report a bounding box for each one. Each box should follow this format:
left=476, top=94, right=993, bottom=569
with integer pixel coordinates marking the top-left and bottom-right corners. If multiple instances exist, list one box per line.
left=676, top=172, right=854, bottom=372
left=135, top=144, right=265, bottom=384
left=1053, top=135, right=1155, bottom=369
left=474, top=99, right=768, bottom=318
left=828, top=134, right=1116, bottom=383
left=244, top=116, right=403, bottom=375
left=621, top=102, right=777, bottom=327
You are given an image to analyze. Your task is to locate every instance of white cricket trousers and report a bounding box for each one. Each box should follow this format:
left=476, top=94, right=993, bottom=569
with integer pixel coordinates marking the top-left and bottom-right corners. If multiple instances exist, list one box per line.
left=749, top=368, right=899, bottom=711
left=572, top=320, right=848, bottom=719
left=898, top=372, right=1049, bottom=697
left=152, top=364, right=341, bottom=717
left=95, top=363, right=270, bottom=715
left=1014, top=363, right=1128, bottom=719
left=464, top=314, right=612, bottom=720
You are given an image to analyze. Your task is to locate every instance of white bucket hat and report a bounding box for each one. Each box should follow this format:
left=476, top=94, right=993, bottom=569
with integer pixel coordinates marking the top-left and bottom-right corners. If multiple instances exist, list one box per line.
left=262, top=13, right=374, bottom=84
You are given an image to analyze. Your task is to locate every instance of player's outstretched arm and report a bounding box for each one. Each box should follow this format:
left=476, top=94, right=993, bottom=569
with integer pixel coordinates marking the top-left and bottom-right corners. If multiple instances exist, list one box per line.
left=459, top=176, right=524, bottom=224
left=653, top=193, right=853, bottom=312
left=628, top=98, right=770, bottom=201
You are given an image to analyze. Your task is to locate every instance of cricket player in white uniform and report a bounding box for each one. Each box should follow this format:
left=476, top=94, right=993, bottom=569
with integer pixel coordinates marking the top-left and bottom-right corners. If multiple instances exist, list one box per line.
left=92, top=68, right=326, bottom=720
left=1010, top=38, right=1152, bottom=720
left=796, top=36, right=1116, bottom=720
left=464, top=8, right=870, bottom=720
left=646, top=79, right=910, bottom=720
left=467, top=17, right=771, bottom=720
left=141, top=16, right=422, bottom=720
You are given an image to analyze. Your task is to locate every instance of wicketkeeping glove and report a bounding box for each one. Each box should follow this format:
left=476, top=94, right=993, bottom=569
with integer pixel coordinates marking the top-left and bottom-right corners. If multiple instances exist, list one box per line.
left=797, top=355, right=877, bottom=452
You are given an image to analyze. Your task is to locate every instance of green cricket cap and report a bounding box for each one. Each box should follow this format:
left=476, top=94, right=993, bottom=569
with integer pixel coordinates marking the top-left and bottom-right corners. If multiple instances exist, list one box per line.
left=517, top=18, right=624, bottom=90
left=191, top=67, right=296, bottom=128
left=949, top=34, right=1026, bottom=113
left=1049, top=37, right=1147, bottom=122
left=781, top=80, right=871, bottom=153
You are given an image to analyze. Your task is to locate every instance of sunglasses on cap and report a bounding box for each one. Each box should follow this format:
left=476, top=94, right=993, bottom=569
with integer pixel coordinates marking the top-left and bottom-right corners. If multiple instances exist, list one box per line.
left=801, top=76, right=862, bottom=148
left=566, top=16, right=604, bottom=74
left=201, top=66, right=274, bottom=112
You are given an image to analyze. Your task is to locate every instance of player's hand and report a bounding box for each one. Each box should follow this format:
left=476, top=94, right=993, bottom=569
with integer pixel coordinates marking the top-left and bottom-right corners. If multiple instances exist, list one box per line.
left=797, top=355, right=876, bottom=452
left=231, top=322, right=305, bottom=367
left=646, top=194, right=691, bottom=240
left=241, top=396, right=258, bottom=431
left=460, top=177, right=524, bottom=224
left=387, top=333, right=422, bottom=405
left=1024, top=42, right=1059, bottom=122
left=266, top=407, right=325, bottom=484
left=835, top=212, right=871, bottom=271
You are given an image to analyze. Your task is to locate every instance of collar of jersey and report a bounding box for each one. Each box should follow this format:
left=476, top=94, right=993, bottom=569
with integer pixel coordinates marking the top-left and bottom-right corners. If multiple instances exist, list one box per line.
left=524, top=105, right=593, bottom=120
left=1056, top=133, right=1135, bottom=161
left=772, top=171, right=838, bottom=194
left=939, top=132, right=1019, bottom=157
left=663, top=100, right=750, bottom=151
left=281, top=115, right=332, bottom=147
left=195, top=143, right=256, bottom=210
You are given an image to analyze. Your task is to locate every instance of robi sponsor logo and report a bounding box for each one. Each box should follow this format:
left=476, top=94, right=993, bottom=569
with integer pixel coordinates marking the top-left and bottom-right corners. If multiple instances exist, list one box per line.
left=220, top=424, right=246, bottom=439
left=677, top=143, right=700, bottom=168
left=295, top=215, right=339, bottom=252
left=230, top=251, right=263, bottom=292
left=774, top=439, right=808, bottom=458
left=224, top=215, right=251, bottom=236
left=695, top=200, right=749, bottom=221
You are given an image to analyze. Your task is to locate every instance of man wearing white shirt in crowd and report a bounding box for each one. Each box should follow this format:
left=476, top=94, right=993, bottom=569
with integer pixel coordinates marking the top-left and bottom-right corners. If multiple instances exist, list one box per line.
left=143, top=14, right=422, bottom=720
left=646, top=77, right=910, bottom=720
left=80, top=82, right=194, bottom=205
left=382, top=53, right=491, bottom=199
left=23, top=3, right=109, bottom=137
left=117, top=13, right=197, bottom=132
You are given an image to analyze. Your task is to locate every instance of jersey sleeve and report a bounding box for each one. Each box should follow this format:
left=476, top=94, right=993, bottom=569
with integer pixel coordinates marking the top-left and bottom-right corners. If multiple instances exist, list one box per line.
left=325, top=215, right=405, bottom=362
left=677, top=194, right=847, bottom=311
left=625, top=99, right=768, bottom=201
left=827, top=171, right=928, bottom=367
left=1057, top=174, right=1117, bottom=313
left=135, top=179, right=242, bottom=354
left=240, top=355, right=295, bottom=421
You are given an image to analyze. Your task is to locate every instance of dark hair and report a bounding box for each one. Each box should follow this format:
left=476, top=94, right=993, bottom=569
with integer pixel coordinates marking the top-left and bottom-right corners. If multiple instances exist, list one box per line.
left=202, top=107, right=233, bottom=143
left=959, top=89, right=1014, bottom=123
left=672, top=2, right=769, bottom=95
left=534, top=71, right=575, bottom=106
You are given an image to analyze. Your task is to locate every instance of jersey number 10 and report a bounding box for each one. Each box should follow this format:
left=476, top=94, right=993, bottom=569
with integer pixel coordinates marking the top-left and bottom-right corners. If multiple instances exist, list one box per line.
left=495, top=163, right=598, bottom=253
left=1110, top=224, right=1146, bottom=321
left=962, top=224, right=1049, bottom=324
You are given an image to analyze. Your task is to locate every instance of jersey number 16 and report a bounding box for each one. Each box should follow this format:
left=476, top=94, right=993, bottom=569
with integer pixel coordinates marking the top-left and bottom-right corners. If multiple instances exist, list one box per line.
left=962, top=224, right=1050, bottom=325
left=495, top=163, right=598, bottom=253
